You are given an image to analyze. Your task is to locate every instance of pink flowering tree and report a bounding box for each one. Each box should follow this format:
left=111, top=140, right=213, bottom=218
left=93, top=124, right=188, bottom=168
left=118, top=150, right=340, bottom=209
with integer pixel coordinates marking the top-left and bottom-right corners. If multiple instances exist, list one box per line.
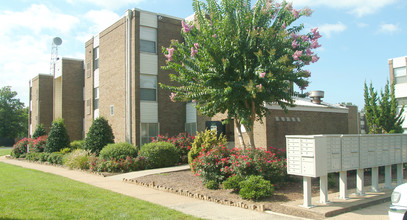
left=161, top=0, right=321, bottom=149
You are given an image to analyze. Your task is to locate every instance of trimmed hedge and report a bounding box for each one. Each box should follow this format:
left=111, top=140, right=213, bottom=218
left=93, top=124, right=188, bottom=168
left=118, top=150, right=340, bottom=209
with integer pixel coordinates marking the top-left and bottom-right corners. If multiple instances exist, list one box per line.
left=45, top=119, right=70, bottom=153
left=85, top=117, right=114, bottom=155
left=99, top=142, right=138, bottom=160
left=139, top=142, right=179, bottom=169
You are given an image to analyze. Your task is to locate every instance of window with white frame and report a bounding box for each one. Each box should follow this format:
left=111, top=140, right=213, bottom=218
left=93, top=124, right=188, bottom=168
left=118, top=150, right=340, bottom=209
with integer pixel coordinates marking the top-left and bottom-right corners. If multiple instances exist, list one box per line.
left=394, top=67, right=406, bottom=84
left=93, top=47, right=99, bottom=70
left=140, top=74, right=157, bottom=101
left=140, top=27, right=157, bottom=54
left=93, top=87, right=99, bottom=110
left=141, top=123, right=158, bottom=145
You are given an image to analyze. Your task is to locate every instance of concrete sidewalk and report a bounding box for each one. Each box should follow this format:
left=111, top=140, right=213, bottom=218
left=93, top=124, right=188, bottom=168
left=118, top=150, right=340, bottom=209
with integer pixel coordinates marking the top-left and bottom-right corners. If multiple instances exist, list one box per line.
left=0, top=156, right=303, bottom=220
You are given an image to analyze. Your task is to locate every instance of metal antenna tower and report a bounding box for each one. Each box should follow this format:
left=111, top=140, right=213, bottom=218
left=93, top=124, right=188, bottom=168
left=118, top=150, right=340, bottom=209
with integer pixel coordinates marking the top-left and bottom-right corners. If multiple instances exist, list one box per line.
left=49, top=37, right=62, bottom=75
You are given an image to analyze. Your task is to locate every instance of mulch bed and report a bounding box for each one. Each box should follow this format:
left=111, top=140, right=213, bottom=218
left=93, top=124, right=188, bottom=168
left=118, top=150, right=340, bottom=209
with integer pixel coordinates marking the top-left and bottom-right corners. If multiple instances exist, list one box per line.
left=129, top=169, right=397, bottom=219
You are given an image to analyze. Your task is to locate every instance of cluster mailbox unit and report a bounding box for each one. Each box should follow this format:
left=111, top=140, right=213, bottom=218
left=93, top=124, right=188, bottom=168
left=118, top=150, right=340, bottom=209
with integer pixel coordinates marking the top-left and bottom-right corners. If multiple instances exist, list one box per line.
left=286, top=134, right=407, bottom=208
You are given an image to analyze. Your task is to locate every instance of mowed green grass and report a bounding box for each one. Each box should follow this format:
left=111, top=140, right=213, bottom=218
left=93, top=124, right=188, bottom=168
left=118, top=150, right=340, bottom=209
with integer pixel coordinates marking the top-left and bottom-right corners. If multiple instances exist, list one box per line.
left=0, top=148, right=11, bottom=156
left=0, top=162, right=199, bottom=219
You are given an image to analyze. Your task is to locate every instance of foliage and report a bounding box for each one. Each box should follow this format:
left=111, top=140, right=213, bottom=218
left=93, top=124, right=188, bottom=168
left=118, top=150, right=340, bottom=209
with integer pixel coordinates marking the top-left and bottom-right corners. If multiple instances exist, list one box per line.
left=191, top=146, right=287, bottom=185
left=30, top=135, right=47, bottom=153
left=139, top=142, right=179, bottom=169
left=152, top=132, right=195, bottom=163
left=99, top=142, right=138, bottom=160
left=190, top=146, right=232, bottom=183
left=161, top=0, right=321, bottom=148
left=222, top=175, right=244, bottom=192
left=64, top=149, right=90, bottom=170
left=188, top=129, right=227, bottom=165
left=0, top=86, right=28, bottom=138
left=45, top=119, right=70, bottom=153
left=85, top=117, right=114, bottom=155
left=39, top=152, right=51, bottom=162
left=32, top=124, right=47, bottom=139
left=228, top=147, right=287, bottom=184
left=238, top=175, right=274, bottom=200
left=0, top=162, right=199, bottom=220
left=11, top=138, right=33, bottom=158
left=47, top=152, right=64, bottom=165
left=364, top=81, right=404, bottom=134
left=60, top=148, right=72, bottom=154
left=205, top=180, right=220, bottom=190
left=26, top=152, right=42, bottom=161
left=88, top=155, right=146, bottom=173
left=70, top=140, right=86, bottom=150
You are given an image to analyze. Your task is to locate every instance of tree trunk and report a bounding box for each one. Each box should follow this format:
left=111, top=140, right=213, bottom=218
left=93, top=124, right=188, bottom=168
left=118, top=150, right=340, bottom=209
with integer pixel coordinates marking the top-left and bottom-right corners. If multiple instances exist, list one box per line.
left=245, top=124, right=255, bottom=149
left=235, top=119, right=246, bottom=150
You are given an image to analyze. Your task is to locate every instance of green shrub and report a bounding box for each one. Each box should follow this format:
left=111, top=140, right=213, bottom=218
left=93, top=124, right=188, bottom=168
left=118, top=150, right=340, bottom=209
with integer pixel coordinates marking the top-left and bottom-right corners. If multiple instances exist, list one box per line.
left=139, top=142, right=179, bottom=169
left=99, top=142, right=138, bottom=160
left=26, top=152, right=42, bottom=161
left=47, top=152, right=64, bottom=165
left=85, top=117, right=114, bottom=155
left=222, top=175, right=244, bottom=191
left=45, top=119, right=70, bottom=153
left=39, top=152, right=50, bottom=162
left=32, top=124, right=47, bottom=139
left=11, top=138, right=33, bottom=158
left=205, top=180, right=219, bottom=190
left=239, top=176, right=274, bottom=200
left=70, top=140, right=86, bottom=150
left=60, top=148, right=72, bottom=154
left=188, top=130, right=227, bottom=165
left=64, top=149, right=90, bottom=170
left=153, top=133, right=195, bottom=164
left=89, top=155, right=146, bottom=173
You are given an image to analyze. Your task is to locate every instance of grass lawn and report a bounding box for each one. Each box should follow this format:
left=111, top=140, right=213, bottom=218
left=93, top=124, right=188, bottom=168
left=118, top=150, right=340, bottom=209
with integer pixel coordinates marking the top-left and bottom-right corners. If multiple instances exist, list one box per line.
left=0, top=162, right=199, bottom=219
left=0, top=148, right=11, bottom=156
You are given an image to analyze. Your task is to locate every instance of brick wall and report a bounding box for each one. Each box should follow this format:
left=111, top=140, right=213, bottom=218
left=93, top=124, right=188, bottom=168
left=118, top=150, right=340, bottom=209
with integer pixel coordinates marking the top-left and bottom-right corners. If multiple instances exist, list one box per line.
left=30, top=75, right=54, bottom=135
left=61, top=58, right=84, bottom=141
left=84, top=39, right=94, bottom=136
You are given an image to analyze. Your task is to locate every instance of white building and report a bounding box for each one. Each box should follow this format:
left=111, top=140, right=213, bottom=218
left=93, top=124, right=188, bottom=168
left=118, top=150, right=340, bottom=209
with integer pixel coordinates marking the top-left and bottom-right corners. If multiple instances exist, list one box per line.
left=389, top=56, right=407, bottom=133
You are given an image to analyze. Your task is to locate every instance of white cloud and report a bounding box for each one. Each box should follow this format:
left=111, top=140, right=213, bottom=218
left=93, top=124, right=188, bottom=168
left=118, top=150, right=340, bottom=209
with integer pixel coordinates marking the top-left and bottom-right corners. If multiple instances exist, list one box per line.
left=378, top=23, right=400, bottom=34
left=67, top=0, right=145, bottom=10
left=357, top=22, right=369, bottom=28
left=318, top=22, right=347, bottom=38
left=0, top=4, right=79, bottom=34
left=289, top=0, right=399, bottom=17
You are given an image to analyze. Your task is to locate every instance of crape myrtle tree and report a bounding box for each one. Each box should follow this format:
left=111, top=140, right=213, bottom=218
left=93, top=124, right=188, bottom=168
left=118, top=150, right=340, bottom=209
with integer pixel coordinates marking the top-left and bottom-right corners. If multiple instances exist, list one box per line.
left=161, top=0, right=321, bottom=149
left=364, top=81, right=404, bottom=134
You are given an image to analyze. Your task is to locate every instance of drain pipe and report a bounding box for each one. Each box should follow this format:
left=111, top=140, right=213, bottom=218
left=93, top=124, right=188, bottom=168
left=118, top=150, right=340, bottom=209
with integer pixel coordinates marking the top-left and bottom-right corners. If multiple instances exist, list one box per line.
left=124, top=10, right=132, bottom=143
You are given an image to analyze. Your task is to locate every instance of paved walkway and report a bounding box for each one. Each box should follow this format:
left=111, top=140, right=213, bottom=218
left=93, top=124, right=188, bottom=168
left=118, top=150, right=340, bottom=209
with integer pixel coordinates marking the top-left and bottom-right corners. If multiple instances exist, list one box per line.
left=0, top=156, right=304, bottom=220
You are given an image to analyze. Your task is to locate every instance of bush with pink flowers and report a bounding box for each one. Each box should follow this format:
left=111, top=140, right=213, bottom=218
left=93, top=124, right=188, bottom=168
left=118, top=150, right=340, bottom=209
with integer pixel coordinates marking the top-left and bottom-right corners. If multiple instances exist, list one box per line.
left=30, top=135, right=47, bottom=153
left=11, top=138, right=33, bottom=158
left=191, top=146, right=287, bottom=186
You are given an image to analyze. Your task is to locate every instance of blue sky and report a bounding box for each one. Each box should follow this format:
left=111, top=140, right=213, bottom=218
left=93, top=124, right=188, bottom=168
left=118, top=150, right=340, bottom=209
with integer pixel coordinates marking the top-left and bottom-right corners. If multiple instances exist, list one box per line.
left=0, top=0, right=406, bottom=110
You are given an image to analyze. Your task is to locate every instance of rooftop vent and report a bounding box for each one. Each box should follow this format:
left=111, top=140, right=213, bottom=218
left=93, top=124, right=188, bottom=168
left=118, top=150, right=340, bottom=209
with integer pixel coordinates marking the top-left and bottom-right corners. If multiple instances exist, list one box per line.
left=309, top=90, right=324, bottom=104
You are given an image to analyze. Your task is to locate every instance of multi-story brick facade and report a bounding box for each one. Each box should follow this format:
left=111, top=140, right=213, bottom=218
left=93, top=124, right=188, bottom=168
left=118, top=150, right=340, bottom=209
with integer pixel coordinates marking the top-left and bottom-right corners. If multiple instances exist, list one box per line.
left=84, top=9, right=185, bottom=147
left=29, top=58, right=84, bottom=141
left=28, top=74, right=54, bottom=136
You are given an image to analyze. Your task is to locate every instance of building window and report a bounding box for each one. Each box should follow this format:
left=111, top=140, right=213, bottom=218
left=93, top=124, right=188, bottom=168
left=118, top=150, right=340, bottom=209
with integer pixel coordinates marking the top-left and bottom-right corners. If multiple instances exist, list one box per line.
left=86, top=61, right=91, bottom=78
left=141, top=123, right=158, bottom=145
left=140, top=74, right=157, bottom=101
left=93, top=47, right=99, bottom=70
left=93, top=87, right=99, bottom=110
left=185, top=122, right=197, bottom=135
left=140, top=40, right=156, bottom=53
left=394, top=67, right=406, bottom=84
left=110, top=105, right=114, bottom=116
left=86, top=99, right=91, bottom=115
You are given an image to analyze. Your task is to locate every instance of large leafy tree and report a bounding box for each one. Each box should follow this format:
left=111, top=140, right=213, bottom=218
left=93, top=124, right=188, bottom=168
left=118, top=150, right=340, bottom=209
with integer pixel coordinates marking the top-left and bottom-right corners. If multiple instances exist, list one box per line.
left=0, top=86, right=28, bottom=138
left=161, top=0, right=321, bottom=149
left=364, top=81, right=404, bottom=134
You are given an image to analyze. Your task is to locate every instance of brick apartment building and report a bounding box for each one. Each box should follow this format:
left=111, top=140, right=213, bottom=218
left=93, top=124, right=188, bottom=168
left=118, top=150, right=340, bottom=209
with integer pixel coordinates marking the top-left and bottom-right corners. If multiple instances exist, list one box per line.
left=29, top=8, right=360, bottom=150
left=29, top=74, right=54, bottom=135
left=83, top=9, right=185, bottom=146
left=29, top=57, right=84, bottom=141
left=389, top=56, right=407, bottom=133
